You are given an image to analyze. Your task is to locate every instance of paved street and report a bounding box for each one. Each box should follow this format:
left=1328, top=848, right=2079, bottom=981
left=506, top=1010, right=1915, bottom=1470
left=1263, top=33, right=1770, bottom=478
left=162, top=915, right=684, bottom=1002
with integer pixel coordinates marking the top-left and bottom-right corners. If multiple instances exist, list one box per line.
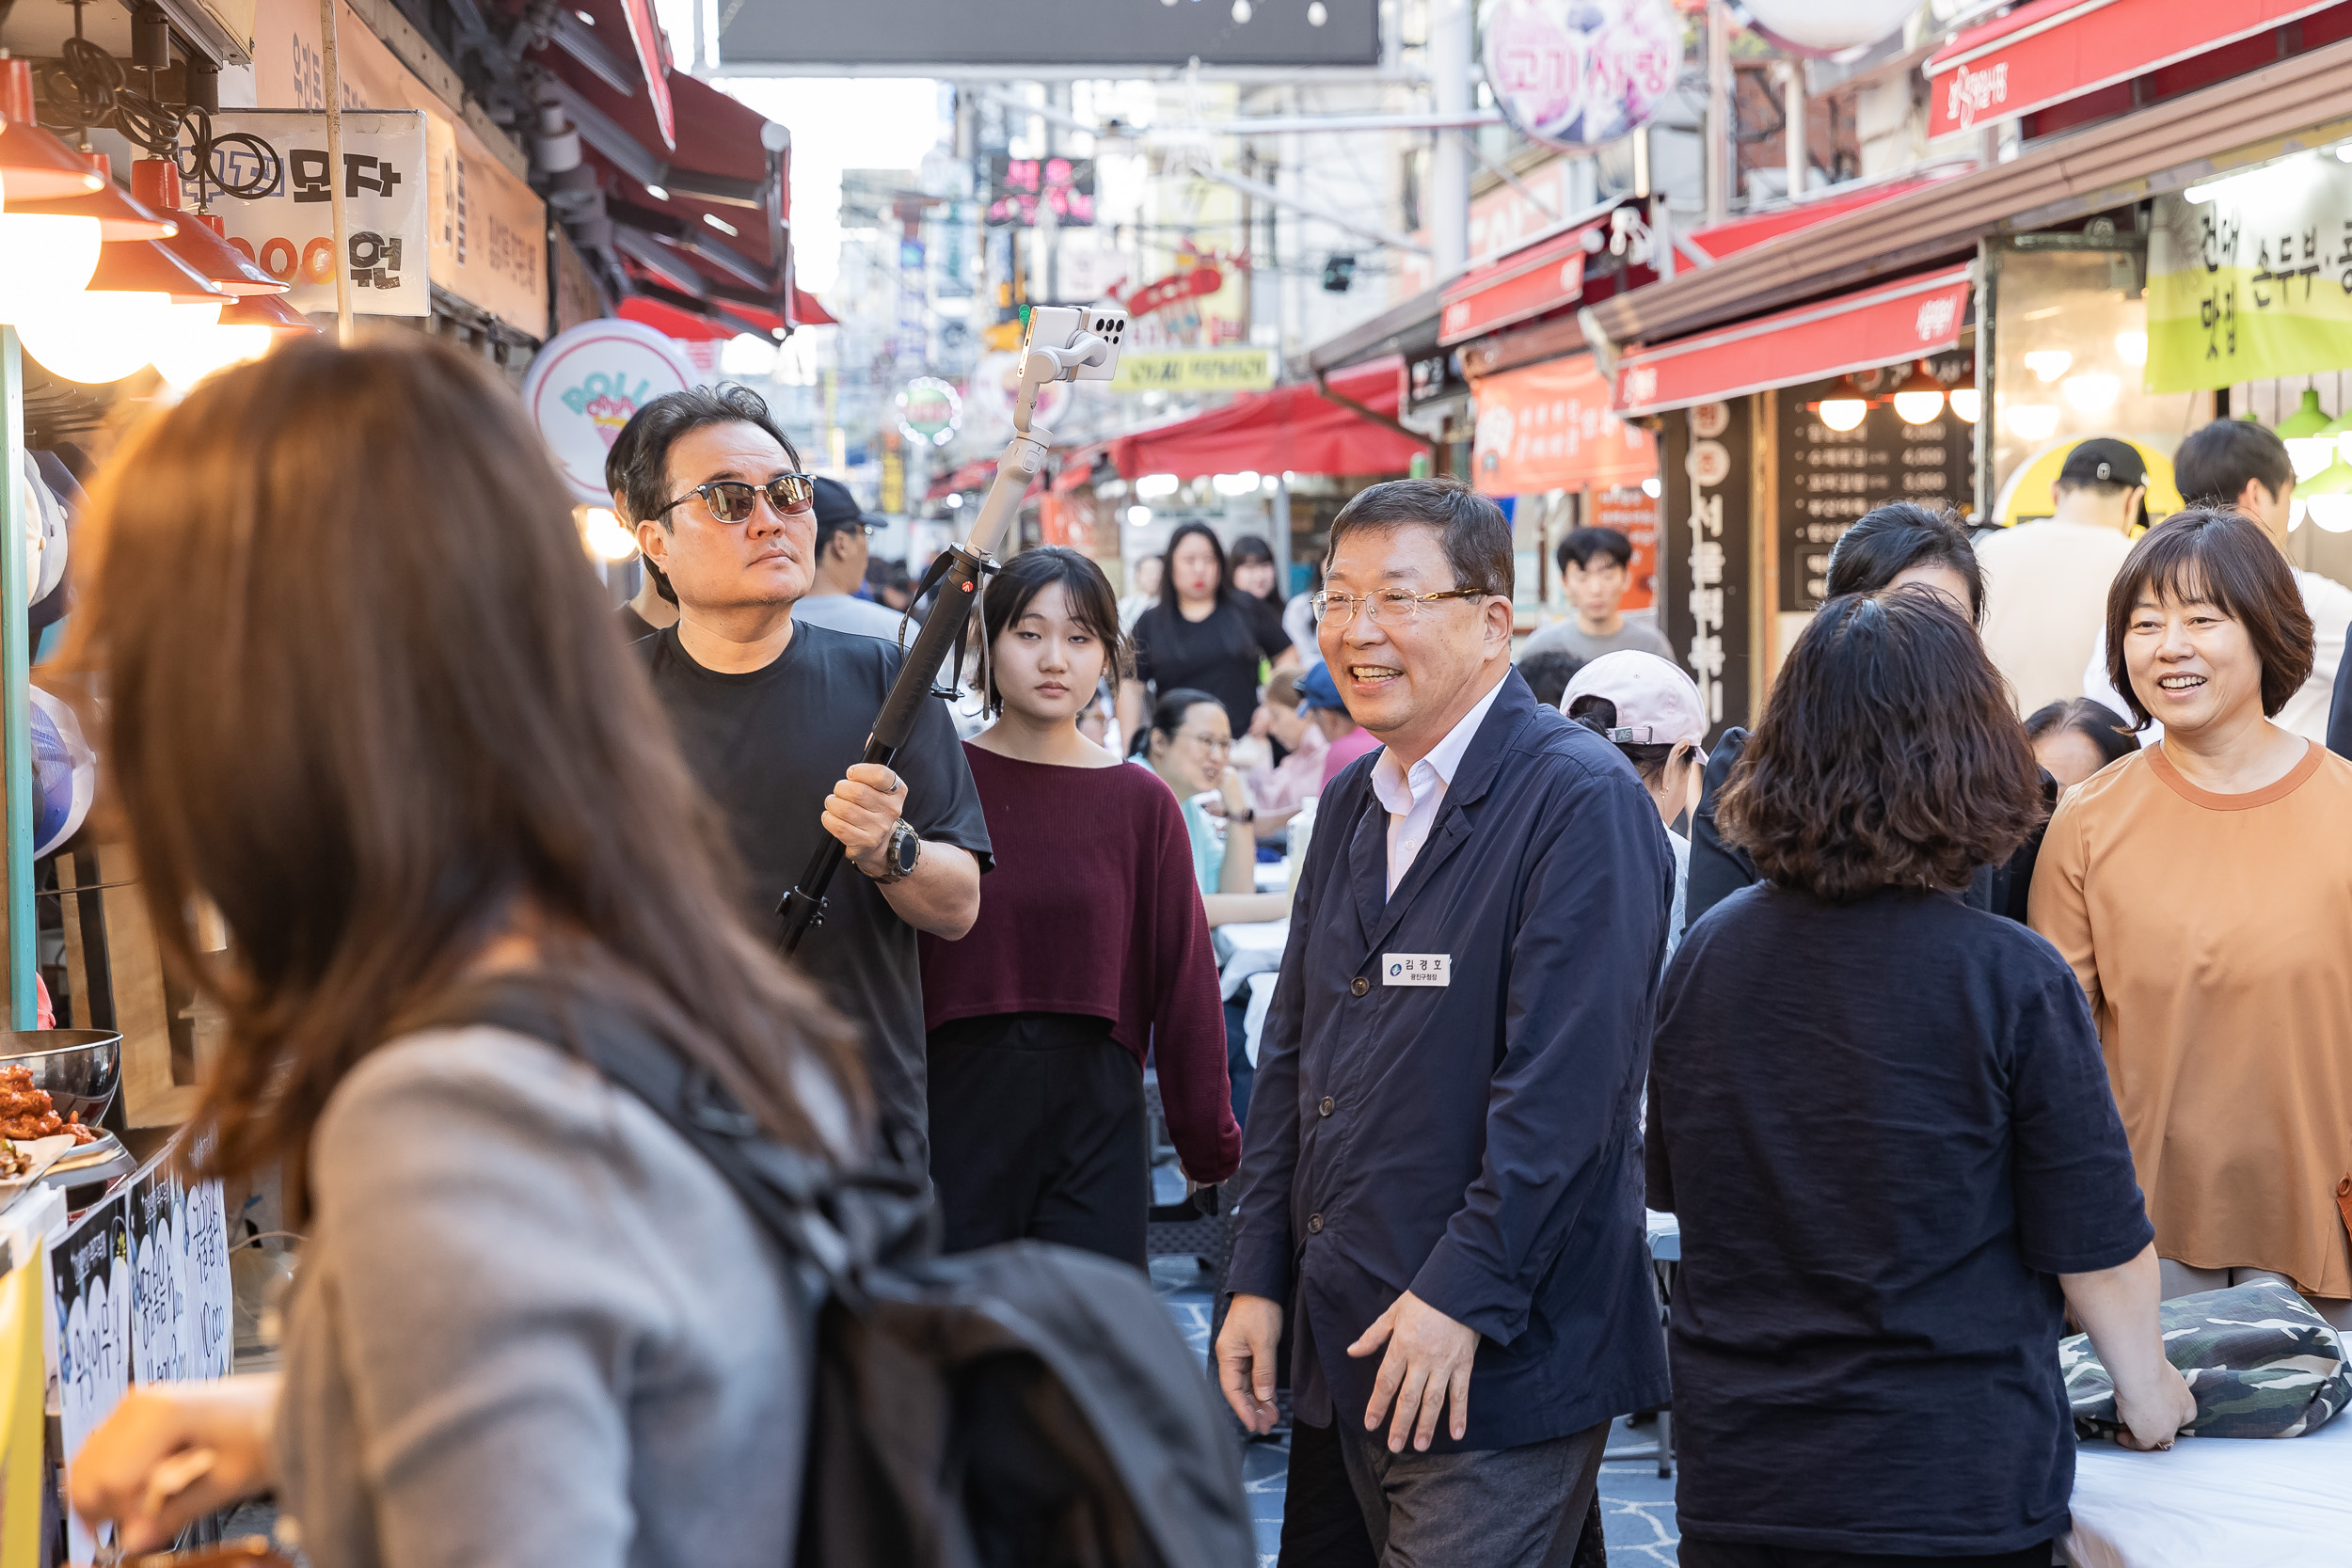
left=1154, top=1259, right=1682, bottom=1565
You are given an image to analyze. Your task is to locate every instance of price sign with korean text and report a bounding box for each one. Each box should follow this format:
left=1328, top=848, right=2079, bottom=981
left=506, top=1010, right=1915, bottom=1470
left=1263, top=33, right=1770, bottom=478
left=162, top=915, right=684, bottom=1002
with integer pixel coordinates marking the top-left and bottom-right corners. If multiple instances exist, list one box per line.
left=2146, top=156, right=2352, bottom=393
left=1772, top=365, right=1976, bottom=611
left=204, top=109, right=431, bottom=317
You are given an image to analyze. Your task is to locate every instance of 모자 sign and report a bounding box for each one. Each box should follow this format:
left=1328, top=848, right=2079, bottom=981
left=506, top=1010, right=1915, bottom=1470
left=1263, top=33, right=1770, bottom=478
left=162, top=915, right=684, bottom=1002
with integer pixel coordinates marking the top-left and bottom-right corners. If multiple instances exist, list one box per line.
left=203, top=109, right=430, bottom=317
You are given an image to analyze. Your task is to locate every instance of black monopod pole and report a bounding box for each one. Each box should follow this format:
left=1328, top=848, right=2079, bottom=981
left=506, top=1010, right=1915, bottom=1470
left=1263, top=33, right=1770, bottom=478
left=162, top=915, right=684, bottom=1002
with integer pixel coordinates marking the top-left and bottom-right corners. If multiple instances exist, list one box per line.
left=776, top=543, right=990, bottom=956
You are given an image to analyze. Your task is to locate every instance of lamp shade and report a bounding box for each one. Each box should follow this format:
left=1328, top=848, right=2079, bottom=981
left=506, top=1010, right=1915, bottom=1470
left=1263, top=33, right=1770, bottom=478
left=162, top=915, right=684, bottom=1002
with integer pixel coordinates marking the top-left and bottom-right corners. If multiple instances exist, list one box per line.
left=0, top=65, right=108, bottom=201
left=1890, top=361, right=1947, bottom=425
left=4, top=152, right=178, bottom=241
left=2278, top=388, right=2339, bottom=482
left=86, top=239, right=231, bottom=305
left=1817, top=375, right=1869, bottom=433
left=2296, top=450, right=2352, bottom=533
left=133, top=160, right=287, bottom=295
left=221, top=291, right=321, bottom=334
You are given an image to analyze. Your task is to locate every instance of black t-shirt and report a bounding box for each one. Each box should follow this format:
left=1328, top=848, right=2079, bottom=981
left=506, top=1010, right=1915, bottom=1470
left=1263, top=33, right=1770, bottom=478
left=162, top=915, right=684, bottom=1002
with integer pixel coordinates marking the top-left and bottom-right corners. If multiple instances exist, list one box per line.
left=1647, top=883, right=2151, bottom=1557
left=616, top=602, right=661, bottom=644
left=1131, top=592, right=1291, bottom=725
left=643, top=622, right=993, bottom=1159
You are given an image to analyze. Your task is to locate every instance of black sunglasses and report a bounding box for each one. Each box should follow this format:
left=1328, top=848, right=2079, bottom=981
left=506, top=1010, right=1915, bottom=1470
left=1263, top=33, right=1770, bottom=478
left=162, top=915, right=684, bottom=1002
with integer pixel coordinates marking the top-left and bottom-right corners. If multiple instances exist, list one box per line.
left=657, top=473, right=818, bottom=524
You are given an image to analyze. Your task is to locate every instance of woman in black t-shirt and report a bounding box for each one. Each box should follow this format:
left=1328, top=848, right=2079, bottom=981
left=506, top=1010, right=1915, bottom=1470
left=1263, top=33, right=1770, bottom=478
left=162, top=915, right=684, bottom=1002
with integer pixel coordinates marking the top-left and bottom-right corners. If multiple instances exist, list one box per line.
left=1117, top=522, right=1295, bottom=740
left=1651, top=589, right=2191, bottom=1568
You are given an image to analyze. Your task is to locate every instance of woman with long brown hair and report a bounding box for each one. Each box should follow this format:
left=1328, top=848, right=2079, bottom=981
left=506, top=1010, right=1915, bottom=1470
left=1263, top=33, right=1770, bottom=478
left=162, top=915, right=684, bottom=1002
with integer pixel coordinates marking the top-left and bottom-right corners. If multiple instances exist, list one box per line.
left=1648, top=588, right=2188, bottom=1567
left=64, top=337, right=866, bottom=1564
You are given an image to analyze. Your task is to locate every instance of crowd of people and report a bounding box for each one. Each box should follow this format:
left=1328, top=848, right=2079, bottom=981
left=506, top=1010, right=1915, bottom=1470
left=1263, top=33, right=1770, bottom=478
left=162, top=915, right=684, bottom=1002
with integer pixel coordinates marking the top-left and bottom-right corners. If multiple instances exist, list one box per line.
left=42, top=338, right=2352, bottom=1568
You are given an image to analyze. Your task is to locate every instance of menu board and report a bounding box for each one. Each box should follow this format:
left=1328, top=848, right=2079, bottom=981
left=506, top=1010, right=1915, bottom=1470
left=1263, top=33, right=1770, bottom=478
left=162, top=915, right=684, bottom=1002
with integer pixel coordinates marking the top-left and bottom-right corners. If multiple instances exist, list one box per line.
left=1774, top=365, right=1978, bottom=612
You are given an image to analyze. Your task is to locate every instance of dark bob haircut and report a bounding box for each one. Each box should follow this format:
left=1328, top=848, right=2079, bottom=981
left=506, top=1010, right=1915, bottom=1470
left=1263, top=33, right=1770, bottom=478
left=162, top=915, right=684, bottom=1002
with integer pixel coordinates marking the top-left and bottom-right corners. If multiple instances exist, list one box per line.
left=2102, top=507, right=2314, bottom=730
left=2024, top=697, right=2138, bottom=771
left=1718, top=588, right=2042, bottom=903
left=977, top=546, right=1127, bottom=717
left=1825, top=501, right=1984, bottom=625
left=1327, top=477, right=1513, bottom=598
left=605, top=383, right=803, bottom=531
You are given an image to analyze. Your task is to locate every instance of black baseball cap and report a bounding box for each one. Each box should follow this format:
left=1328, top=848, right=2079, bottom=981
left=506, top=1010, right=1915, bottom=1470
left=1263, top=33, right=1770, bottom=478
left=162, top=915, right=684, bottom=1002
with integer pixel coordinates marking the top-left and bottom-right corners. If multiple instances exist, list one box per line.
left=2058, top=437, right=2149, bottom=489
left=811, top=476, right=880, bottom=543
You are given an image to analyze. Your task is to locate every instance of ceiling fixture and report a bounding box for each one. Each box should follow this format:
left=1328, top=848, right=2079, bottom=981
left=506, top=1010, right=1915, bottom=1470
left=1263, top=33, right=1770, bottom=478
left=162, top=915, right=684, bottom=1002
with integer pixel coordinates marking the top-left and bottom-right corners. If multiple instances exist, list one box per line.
left=1889, top=362, right=1946, bottom=425
left=1816, top=375, right=1868, bottom=433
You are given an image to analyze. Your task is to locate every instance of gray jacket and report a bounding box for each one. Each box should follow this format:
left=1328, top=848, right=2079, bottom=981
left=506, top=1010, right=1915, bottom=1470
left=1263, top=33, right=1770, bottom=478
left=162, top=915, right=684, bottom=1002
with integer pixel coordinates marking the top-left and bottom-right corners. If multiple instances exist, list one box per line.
left=276, top=1026, right=813, bottom=1568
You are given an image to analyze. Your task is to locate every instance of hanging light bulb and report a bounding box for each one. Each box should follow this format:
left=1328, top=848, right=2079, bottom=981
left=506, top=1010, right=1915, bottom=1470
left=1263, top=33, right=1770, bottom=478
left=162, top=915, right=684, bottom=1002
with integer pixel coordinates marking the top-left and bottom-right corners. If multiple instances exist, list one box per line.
left=0, top=214, right=103, bottom=311
left=575, top=506, right=640, bottom=562
left=1889, top=362, right=1946, bottom=425
left=2295, top=450, right=2352, bottom=533
left=1816, top=376, right=1868, bottom=433
left=2276, top=388, right=2336, bottom=481
left=2113, top=330, right=2148, bottom=367
left=1948, top=388, right=1982, bottom=423
left=2021, top=349, right=2073, bottom=382
left=18, top=293, right=177, bottom=383
left=2003, top=403, right=2061, bottom=442
left=151, top=321, right=274, bottom=388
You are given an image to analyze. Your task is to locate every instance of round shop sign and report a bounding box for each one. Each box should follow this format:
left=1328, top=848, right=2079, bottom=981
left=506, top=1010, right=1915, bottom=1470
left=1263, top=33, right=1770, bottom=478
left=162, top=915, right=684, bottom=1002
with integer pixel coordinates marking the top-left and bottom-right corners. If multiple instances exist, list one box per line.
left=1481, top=0, right=1684, bottom=153
left=520, top=319, right=702, bottom=504
left=1687, top=439, right=1732, bottom=488
left=1738, top=0, right=1919, bottom=57
left=898, top=377, right=964, bottom=449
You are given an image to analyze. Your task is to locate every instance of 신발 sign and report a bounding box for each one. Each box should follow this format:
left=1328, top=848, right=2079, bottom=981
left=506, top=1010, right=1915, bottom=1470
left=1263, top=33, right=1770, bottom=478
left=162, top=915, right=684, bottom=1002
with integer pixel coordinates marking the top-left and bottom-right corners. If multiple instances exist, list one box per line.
left=204, top=109, right=430, bottom=316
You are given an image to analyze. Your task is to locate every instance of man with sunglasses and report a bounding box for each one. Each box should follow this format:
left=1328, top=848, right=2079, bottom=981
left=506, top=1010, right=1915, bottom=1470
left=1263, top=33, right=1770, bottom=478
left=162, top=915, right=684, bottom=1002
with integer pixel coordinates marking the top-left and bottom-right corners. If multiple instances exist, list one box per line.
left=1215, top=478, right=1673, bottom=1567
left=793, top=477, right=909, bottom=643
left=608, top=386, right=990, bottom=1167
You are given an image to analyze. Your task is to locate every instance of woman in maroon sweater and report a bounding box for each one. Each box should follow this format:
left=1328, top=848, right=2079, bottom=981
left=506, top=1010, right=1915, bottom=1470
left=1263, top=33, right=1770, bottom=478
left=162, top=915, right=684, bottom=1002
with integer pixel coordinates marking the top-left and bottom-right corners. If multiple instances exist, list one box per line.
left=919, top=546, right=1242, bottom=1266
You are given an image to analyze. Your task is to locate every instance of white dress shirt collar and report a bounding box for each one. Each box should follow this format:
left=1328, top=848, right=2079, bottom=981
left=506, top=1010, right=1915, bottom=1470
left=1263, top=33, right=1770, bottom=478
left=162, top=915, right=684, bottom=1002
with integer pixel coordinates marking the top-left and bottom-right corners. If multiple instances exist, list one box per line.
left=1370, top=671, right=1508, bottom=897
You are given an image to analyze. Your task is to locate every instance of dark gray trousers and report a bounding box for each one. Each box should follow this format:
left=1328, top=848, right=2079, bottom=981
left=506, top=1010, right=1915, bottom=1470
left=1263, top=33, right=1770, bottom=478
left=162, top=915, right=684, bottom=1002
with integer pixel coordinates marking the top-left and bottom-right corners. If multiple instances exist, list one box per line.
left=1336, top=1418, right=1612, bottom=1568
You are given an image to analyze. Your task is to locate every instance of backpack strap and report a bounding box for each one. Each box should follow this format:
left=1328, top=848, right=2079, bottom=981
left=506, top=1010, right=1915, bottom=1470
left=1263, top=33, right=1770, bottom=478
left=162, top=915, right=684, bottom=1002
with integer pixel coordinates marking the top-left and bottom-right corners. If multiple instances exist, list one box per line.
left=405, top=974, right=929, bottom=1301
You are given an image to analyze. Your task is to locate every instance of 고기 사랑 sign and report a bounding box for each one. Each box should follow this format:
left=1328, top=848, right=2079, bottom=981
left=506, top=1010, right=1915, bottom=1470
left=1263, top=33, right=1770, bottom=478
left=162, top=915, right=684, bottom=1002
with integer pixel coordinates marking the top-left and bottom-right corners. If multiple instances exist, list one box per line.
left=203, top=109, right=430, bottom=317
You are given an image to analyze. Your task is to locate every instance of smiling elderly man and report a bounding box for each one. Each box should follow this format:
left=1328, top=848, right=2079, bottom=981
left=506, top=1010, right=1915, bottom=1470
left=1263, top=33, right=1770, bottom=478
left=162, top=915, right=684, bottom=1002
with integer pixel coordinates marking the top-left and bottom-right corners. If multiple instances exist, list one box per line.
left=1216, top=478, right=1674, bottom=1566
left=608, top=385, right=989, bottom=1165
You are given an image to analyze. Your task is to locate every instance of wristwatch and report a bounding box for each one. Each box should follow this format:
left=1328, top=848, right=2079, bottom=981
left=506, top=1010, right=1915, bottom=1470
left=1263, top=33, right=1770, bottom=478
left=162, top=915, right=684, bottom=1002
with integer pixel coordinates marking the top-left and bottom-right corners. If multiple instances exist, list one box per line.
left=863, top=819, right=922, bottom=885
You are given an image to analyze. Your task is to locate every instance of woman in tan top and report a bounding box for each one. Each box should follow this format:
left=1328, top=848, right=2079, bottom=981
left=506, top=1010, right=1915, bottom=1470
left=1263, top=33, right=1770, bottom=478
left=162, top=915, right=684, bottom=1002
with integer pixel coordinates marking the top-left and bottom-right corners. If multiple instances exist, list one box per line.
left=2031, top=507, right=2352, bottom=1326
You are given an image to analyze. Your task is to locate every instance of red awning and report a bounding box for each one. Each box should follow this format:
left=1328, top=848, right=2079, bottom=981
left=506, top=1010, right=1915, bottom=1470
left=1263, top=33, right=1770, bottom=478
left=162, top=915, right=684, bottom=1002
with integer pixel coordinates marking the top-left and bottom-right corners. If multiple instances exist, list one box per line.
left=1922, top=0, right=2342, bottom=139
left=1613, top=267, right=1972, bottom=416
left=618, top=294, right=734, bottom=341
left=1105, top=357, right=1428, bottom=482
left=1438, top=225, right=1593, bottom=346
left=793, top=287, right=836, bottom=325
left=1676, top=166, right=1974, bottom=265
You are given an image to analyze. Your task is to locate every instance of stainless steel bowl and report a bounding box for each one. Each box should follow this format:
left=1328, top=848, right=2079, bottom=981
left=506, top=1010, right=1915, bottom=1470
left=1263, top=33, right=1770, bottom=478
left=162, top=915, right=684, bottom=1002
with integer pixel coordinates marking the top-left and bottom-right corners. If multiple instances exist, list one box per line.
left=0, top=1029, right=121, bottom=1125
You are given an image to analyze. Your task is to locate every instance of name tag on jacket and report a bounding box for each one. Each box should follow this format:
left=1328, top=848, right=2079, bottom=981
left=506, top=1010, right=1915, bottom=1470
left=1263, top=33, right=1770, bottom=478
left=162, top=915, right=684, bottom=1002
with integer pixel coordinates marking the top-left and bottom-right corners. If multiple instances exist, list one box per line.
left=1381, top=954, right=1451, bottom=987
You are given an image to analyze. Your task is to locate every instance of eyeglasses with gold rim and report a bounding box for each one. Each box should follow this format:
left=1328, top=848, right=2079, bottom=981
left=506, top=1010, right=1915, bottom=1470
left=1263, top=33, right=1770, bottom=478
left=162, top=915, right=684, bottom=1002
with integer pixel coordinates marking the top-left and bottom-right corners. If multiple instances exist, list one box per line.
left=1311, top=586, right=1491, bottom=626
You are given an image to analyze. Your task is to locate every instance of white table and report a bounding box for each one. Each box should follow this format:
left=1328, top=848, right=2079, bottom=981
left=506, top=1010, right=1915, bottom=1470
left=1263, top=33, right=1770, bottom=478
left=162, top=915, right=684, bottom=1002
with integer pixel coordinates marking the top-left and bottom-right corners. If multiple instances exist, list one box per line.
left=2064, top=1417, right=2352, bottom=1566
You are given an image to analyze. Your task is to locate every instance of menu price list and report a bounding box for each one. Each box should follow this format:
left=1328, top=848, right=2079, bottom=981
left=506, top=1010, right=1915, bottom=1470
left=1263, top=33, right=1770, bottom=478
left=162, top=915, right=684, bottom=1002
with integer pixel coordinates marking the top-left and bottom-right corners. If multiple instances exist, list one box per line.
left=1774, top=385, right=1977, bottom=613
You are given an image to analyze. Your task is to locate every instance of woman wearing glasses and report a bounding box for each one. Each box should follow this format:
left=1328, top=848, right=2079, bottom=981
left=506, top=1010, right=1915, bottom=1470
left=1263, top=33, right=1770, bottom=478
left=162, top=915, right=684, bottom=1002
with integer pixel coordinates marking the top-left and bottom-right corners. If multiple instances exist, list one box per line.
left=919, top=548, right=1240, bottom=1266
left=1133, top=689, right=1292, bottom=929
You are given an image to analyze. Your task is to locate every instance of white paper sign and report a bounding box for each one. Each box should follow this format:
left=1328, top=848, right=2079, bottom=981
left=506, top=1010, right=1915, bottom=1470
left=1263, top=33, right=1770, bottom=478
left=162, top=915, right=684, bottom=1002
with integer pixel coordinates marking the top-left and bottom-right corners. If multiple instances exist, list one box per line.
left=202, top=109, right=431, bottom=317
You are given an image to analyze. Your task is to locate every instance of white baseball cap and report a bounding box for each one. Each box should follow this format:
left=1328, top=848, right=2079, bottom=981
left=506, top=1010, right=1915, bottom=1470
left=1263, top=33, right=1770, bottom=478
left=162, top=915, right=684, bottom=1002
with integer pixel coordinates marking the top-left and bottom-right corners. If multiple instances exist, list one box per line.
left=1560, top=651, right=1708, bottom=748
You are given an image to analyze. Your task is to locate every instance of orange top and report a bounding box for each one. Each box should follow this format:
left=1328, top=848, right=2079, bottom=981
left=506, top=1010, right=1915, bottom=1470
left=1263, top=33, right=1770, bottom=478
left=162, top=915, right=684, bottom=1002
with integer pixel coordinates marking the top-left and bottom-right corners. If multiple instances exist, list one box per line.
left=2030, top=739, right=2352, bottom=1297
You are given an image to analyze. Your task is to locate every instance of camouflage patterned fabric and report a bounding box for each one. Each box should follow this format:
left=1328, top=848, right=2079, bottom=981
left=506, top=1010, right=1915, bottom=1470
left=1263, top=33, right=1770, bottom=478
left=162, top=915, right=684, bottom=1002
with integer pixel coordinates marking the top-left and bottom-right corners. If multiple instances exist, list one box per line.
left=2060, top=1281, right=2352, bottom=1439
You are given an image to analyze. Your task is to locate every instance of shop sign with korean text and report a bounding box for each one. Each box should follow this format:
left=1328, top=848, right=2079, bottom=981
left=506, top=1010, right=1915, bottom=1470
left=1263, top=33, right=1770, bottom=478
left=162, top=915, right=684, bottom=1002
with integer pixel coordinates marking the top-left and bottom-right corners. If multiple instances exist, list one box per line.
left=1470, top=353, right=1653, bottom=498
left=520, top=320, right=702, bottom=505
left=1110, top=348, right=1276, bottom=394
left=204, top=109, right=429, bottom=315
left=2145, top=155, right=2352, bottom=392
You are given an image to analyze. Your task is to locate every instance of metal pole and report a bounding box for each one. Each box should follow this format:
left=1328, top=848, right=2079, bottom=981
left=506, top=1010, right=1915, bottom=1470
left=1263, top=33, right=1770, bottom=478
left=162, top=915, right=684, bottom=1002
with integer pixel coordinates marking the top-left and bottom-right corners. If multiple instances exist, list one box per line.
left=0, top=330, right=37, bottom=1029
left=1705, top=0, right=1732, bottom=225
left=1781, top=61, right=1806, bottom=200
left=1429, top=0, right=1471, bottom=281
left=319, top=0, right=357, bottom=343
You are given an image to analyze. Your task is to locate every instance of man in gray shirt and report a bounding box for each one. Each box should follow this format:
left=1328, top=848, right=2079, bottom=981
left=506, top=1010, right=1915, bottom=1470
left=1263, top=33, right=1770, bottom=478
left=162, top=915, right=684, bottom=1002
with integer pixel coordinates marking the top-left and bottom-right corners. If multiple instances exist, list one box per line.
left=1520, top=525, right=1674, bottom=664
left=792, top=478, right=908, bottom=643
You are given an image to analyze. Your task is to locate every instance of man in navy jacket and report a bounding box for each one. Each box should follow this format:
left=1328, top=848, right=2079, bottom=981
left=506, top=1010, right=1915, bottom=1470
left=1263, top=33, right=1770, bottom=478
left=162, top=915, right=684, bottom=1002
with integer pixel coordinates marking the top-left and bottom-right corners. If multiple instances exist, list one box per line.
left=1216, top=478, right=1674, bottom=1564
